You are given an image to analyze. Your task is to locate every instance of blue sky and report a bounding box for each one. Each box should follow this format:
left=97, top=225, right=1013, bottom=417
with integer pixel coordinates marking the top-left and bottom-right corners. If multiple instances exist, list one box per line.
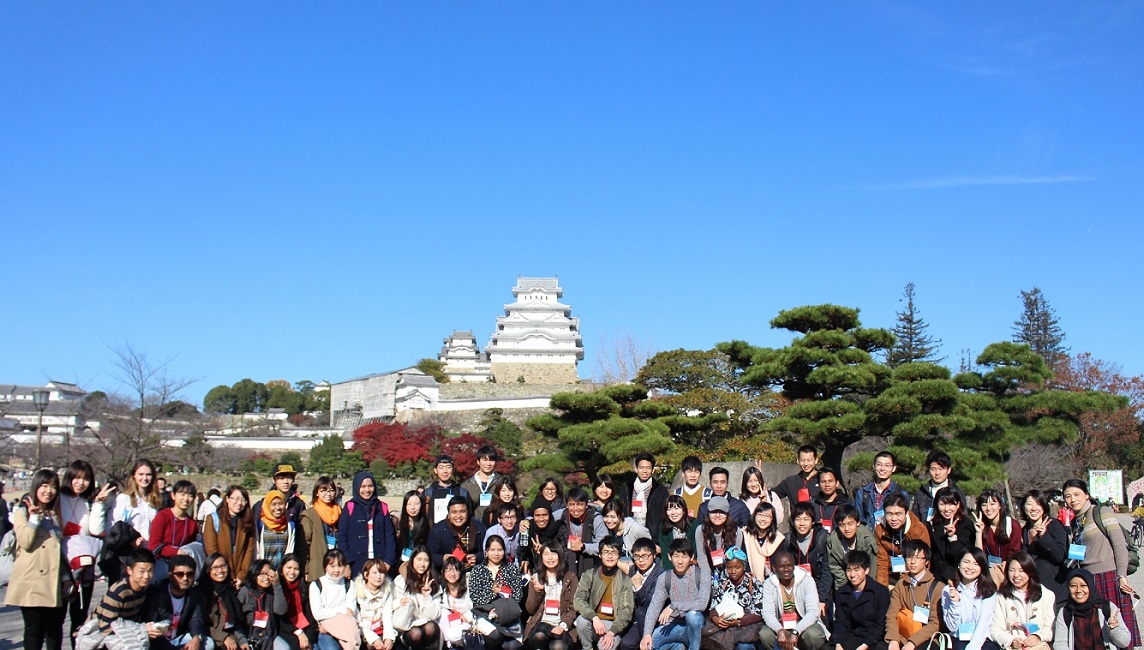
left=3, top=2, right=1142, bottom=403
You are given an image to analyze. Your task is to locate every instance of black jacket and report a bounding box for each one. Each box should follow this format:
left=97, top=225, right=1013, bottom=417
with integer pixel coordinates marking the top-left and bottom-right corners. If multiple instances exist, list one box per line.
left=427, top=518, right=487, bottom=571
left=774, top=471, right=822, bottom=505
left=625, top=478, right=669, bottom=538
left=833, top=579, right=891, bottom=650
left=784, top=527, right=833, bottom=602
left=928, top=517, right=975, bottom=583
left=144, top=579, right=208, bottom=640
left=629, top=564, right=665, bottom=637
left=912, top=480, right=964, bottom=523
left=811, top=492, right=853, bottom=529
left=1024, top=518, right=1069, bottom=604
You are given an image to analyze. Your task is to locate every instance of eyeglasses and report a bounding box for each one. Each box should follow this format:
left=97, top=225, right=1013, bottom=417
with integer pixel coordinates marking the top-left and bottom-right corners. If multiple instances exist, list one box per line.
left=260, top=571, right=278, bottom=578
left=318, top=488, right=335, bottom=494
left=633, top=553, right=654, bottom=560
left=499, top=513, right=518, bottom=519
left=600, top=549, right=620, bottom=557
left=172, top=571, right=195, bottom=578
left=211, top=565, right=229, bottom=573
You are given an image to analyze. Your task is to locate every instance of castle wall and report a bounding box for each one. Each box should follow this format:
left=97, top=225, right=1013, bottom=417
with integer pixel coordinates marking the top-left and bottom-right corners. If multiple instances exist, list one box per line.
left=491, top=362, right=579, bottom=384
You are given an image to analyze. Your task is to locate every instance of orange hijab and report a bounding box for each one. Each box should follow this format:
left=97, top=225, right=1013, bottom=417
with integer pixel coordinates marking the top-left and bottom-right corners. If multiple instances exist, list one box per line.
left=261, top=490, right=289, bottom=533
left=312, top=498, right=341, bottom=528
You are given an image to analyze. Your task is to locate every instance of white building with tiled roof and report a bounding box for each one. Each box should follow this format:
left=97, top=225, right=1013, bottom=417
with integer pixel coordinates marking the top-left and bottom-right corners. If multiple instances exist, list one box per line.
left=485, top=276, right=583, bottom=384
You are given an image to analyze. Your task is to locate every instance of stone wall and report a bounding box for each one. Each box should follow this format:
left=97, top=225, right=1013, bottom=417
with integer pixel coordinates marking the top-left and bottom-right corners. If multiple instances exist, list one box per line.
left=491, top=362, right=579, bottom=384
left=439, top=382, right=602, bottom=400
left=399, top=407, right=552, bottom=433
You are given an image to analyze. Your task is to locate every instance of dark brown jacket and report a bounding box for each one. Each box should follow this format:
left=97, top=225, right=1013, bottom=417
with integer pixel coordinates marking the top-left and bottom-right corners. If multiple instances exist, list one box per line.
left=203, top=510, right=255, bottom=581
left=523, top=570, right=579, bottom=639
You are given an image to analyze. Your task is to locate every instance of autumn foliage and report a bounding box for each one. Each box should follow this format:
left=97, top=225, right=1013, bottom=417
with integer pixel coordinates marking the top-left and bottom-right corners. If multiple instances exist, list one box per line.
left=350, top=422, right=512, bottom=479
left=1053, top=352, right=1144, bottom=470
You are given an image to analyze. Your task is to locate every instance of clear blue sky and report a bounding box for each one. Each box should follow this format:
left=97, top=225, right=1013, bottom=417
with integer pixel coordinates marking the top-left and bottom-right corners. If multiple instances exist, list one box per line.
left=4, top=3, right=1142, bottom=404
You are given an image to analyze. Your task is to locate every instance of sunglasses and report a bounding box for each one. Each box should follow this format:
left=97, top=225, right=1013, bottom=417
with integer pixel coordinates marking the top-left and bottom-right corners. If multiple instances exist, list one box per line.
left=172, top=571, right=195, bottom=578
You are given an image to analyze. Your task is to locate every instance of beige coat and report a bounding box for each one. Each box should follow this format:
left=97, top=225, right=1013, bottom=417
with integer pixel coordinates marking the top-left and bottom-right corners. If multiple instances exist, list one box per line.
left=5, top=507, right=66, bottom=608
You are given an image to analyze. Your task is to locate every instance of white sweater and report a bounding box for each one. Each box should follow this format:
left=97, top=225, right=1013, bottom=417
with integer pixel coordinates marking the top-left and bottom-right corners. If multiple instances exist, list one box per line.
left=113, top=493, right=158, bottom=541
left=355, top=575, right=396, bottom=643
left=310, top=575, right=358, bottom=621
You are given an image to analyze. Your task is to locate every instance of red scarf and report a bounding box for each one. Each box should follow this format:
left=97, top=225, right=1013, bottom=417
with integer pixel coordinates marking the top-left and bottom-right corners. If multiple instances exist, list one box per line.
left=283, top=578, right=308, bottom=629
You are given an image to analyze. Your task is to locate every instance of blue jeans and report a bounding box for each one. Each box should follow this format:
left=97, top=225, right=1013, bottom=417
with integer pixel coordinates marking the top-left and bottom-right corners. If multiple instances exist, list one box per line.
left=651, top=610, right=704, bottom=650
left=317, top=633, right=341, bottom=650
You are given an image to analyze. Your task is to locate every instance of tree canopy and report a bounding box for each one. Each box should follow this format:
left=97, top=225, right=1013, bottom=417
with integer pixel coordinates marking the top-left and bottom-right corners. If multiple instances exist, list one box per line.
left=887, top=282, right=943, bottom=368
left=1013, top=287, right=1068, bottom=371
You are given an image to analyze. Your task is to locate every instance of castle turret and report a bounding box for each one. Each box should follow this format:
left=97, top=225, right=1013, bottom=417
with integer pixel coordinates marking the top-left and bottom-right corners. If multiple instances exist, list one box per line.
left=486, top=277, right=583, bottom=383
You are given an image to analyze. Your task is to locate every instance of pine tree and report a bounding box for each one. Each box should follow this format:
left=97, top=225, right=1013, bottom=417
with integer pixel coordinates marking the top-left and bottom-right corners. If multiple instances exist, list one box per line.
left=1012, top=287, right=1068, bottom=370
left=887, top=283, right=943, bottom=368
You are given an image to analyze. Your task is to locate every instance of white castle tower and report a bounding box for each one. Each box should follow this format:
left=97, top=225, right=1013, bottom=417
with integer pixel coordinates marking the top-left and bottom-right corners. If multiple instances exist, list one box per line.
left=485, top=277, right=583, bottom=383
left=438, top=330, right=492, bottom=383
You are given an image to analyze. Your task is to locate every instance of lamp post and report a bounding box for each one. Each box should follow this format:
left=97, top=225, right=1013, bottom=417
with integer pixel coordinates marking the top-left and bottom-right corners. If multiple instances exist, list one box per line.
left=33, top=388, right=50, bottom=468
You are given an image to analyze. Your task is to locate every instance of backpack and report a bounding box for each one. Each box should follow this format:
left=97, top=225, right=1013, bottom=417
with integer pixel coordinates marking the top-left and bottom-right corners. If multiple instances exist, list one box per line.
left=1092, top=503, right=1139, bottom=575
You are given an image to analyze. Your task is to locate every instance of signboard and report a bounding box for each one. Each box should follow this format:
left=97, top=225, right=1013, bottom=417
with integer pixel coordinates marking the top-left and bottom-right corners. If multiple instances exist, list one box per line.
left=1088, top=469, right=1124, bottom=504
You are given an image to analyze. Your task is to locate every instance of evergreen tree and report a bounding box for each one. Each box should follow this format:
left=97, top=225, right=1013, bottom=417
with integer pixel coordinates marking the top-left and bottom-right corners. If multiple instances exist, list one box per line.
left=1013, top=287, right=1068, bottom=370
left=887, top=282, right=943, bottom=367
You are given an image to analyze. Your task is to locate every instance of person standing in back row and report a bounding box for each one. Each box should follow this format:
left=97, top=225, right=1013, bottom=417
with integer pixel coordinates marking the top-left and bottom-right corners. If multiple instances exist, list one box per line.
left=424, top=456, right=469, bottom=526
left=775, top=446, right=822, bottom=508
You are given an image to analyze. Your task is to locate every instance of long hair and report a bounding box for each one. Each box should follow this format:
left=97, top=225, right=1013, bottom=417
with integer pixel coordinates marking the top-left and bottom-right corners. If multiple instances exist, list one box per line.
left=245, top=559, right=275, bottom=592
left=538, top=478, right=564, bottom=504
left=932, top=487, right=968, bottom=525
left=959, top=548, right=998, bottom=599
left=398, top=490, right=430, bottom=549
left=199, top=552, right=232, bottom=590
left=1021, top=490, right=1052, bottom=525
left=224, top=485, right=256, bottom=536
left=740, top=466, right=768, bottom=500
left=125, top=459, right=162, bottom=510
left=660, top=494, right=692, bottom=536
left=703, top=507, right=738, bottom=552
left=746, top=501, right=778, bottom=543
left=27, top=468, right=61, bottom=511
left=536, top=540, right=567, bottom=582
left=977, top=489, right=1012, bottom=545
left=311, top=476, right=335, bottom=504
left=592, top=474, right=618, bottom=502
left=399, top=546, right=438, bottom=594
left=997, top=551, right=1043, bottom=602
left=441, top=556, right=467, bottom=598
left=60, top=460, right=96, bottom=500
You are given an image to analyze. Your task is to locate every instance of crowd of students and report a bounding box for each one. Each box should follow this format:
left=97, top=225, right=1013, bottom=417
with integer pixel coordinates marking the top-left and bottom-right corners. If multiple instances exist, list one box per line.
left=3, top=445, right=1140, bottom=650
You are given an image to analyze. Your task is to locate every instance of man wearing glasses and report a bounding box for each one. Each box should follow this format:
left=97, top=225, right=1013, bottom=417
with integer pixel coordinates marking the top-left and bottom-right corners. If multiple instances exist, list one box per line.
left=484, top=503, right=526, bottom=571
left=144, top=555, right=208, bottom=650
left=574, top=536, right=635, bottom=650
left=620, top=538, right=663, bottom=650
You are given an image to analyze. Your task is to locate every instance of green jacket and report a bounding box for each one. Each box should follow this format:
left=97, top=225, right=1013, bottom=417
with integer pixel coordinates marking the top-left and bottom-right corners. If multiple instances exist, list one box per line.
left=573, top=567, right=635, bottom=632
left=826, top=524, right=879, bottom=588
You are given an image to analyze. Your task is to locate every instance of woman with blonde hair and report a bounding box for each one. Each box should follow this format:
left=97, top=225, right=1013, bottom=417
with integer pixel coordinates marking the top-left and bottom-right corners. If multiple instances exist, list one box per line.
left=112, top=458, right=163, bottom=541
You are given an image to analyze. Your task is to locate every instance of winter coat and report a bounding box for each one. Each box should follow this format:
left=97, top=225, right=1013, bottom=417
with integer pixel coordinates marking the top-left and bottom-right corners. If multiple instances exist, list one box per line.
left=874, top=512, right=932, bottom=586
left=913, top=480, right=965, bottom=523
left=523, top=570, right=578, bottom=638
left=834, top=579, right=891, bottom=650
left=929, top=516, right=976, bottom=583
left=625, top=478, right=669, bottom=536
left=1052, top=601, right=1132, bottom=650
left=337, top=472, right=395, bottom=577
left=427, top=518, right=487, bottom=571
left=827, top=524, right=879, bottom=589
left=1025, top=518, right=1069, bottom=605
left=203, top=510, right=255, bottom=582
left=885, top=571, right=943, bottom=647
left=575, top=567, right=635, bottom=632
left=854, top=481, right=911, bottom=529
left=143, top=579, right=208, bottom=640
left=991, top=589, right=1056, bottom=648
left=783, top=527, right=833, bottom=602
left=760, top=567, right=824, bottom=636
left=5, top=506, right=67, bottom=608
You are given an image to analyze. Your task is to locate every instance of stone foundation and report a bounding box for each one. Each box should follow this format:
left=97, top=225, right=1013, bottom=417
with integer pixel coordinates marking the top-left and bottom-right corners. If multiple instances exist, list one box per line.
left=491, top=362, right=579, bottom=384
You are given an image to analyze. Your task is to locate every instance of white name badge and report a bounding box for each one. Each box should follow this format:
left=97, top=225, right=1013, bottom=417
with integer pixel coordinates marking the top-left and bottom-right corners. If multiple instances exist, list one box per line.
left=891, top=555, right=905, bottom=573
left=480, top=493, right=493, bottom=507
left=600, top=603, right=614, bottom=616
left=987, top=555, right=1003, bottom=567
left=1025, top=623, right=1040, bottom=635
left=632, top=499, right=645, bottom=513
left=781, top=612, right=798, bottom=630
left=926, top=507, right=934, bottom=521
left=913, top=606, right=929, bottom=623
left=958, top=622, right=976, bottom=641
left=874, top=509, right=885, bottom=522
left=402, top=548, right=413, bottom=562
left=79, top=555, right=94, bottom=567
left=545, top=598, right=560, bottom=616
left=434, top=498, right=449, bottom=523
left=821, top=519, right=833, bottom=533
left=1068, top=544, right=1087, bottom=561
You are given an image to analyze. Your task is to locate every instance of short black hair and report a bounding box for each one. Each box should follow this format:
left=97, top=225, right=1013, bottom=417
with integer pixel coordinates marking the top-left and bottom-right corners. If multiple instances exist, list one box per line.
left=903, top=539, right=931, bottom=561
left=599, top=535, right=623, bottom=555
left=708, top=466, right=729, bottom=481
left=127, top=548, right=156, bottom=568
left=476, top=445, right=498, bottom=461
left=169, top=554, right=197, bottom=574
left=172, top=480, right=197, bottom=497
left=790, top=502, right=816, bottom=522
left=797, top=445, right=818, bottom=457
left=668, top=538, right=695, bottom=558
left=633, top=452, right=655, bottom=467
left=447, top=496, right=469, bottom=512
left=632, top=537, right=656, bottom=555
left=835, top=504, right=860, bottom=524
left=874, top=451, right=897, bottom=465
left=681, top=455, right=702, bottom=473
left=323, top=549, right=347, bottom=567
left=565, top=487, right=589, bottom=504
left=883, top=493, right=909, bottom=511
left=926, top=450, right=951, bottom=469
left=843, top=550, right=871, bottom=570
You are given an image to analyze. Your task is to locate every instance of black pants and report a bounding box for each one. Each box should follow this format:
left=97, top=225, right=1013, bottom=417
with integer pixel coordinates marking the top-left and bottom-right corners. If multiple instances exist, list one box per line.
left=525, top=622, right=571, bottom=650
left=23, top=606, right=67, bottom=650
left=68, top=581, right=95, bottom=643
left=484, top=629, right=523, bottom=650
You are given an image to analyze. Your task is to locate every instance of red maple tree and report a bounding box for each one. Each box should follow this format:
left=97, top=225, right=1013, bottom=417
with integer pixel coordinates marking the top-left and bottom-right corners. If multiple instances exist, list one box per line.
left=1052, top=352, right=1144, bottom=469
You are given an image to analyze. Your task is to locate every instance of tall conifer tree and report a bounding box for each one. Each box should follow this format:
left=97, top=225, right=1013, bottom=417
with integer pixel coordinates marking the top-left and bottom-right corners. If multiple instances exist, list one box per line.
left=887, top=282, right=943, bottom=368
left=1012, top=287, right=1068, bottom=370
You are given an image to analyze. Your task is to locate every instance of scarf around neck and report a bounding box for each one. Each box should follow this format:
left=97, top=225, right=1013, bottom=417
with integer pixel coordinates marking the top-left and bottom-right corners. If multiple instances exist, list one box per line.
left=313, top=499, right=341, bottom=527
left=261, top=490, right=289, bottom=533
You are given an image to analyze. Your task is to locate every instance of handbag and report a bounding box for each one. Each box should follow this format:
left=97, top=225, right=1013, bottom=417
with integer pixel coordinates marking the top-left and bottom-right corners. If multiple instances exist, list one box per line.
left=927, top=632, right=953, bottom=650
left=392, top=600, right=416, bottom=632
left=461, top=632, right=486, bottom=650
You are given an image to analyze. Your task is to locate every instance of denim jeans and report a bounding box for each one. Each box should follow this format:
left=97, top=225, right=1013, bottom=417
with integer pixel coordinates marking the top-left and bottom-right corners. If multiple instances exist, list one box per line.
left=317, top=633, right=341, bottom=650
left=651, top=610, right=705, bottom=650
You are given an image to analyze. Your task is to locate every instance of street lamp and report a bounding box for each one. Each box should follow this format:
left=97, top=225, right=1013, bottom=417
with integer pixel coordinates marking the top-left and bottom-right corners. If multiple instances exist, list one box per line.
left=33, top=388, right=50, bottom=468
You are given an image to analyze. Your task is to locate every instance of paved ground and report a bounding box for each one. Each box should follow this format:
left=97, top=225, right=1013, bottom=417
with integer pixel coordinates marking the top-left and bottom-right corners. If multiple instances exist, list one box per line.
left=4, top=514, right=1144, bottom=649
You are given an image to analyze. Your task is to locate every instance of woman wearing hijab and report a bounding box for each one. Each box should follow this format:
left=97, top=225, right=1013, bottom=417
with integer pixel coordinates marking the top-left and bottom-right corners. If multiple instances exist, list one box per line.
left=257, top=489, right=298, bottom=570
left=337, top=471, right=396, bottom=577
left=1052, top=569, right=1132, bottom=650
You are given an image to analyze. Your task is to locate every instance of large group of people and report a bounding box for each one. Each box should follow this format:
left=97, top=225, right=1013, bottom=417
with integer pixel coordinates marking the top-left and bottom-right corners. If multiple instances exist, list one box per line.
left=3, top=446, right=1140, bottom=650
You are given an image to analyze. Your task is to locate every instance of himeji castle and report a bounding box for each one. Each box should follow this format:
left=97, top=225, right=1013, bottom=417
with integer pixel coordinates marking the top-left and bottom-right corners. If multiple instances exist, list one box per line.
left=440, top=276, right=584, bottom=384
